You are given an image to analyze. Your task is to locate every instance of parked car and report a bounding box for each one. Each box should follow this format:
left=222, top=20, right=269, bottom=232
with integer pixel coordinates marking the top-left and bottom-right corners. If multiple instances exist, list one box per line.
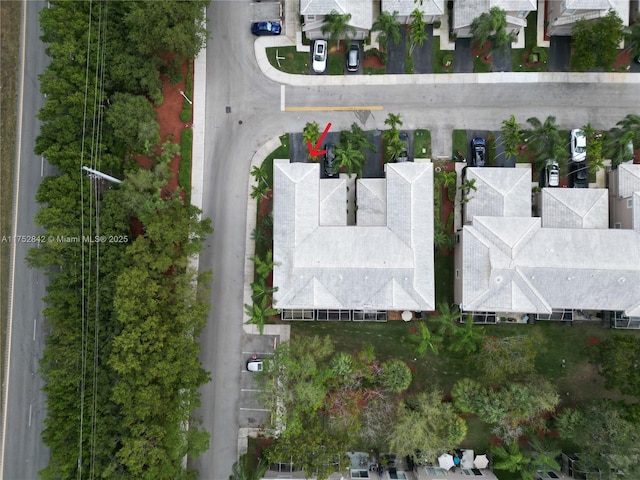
left=545, top=159, right=560, bottom=187
left=312, top=40, right=328, bottom=73
left=250, top=21, right=281, bottom=36
left=346, top=43, right=359, bottom=72
left=324, top=143, right=337, bottom=177
left=246, top=358, right=263, bottom=372
left=470, top=138, right=486, bottom=167
left=570, top=129, right=587, bottom=162
left=397, top=132, right=410, bottom=162
left=569, top=161, right=588, bottom=188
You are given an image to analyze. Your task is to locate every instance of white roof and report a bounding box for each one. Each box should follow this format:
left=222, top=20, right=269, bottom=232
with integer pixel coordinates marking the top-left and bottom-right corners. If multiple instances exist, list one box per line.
left=273, top=162, right=434, bottom=311
left=541, top=188, right=608, bottom=229
left=453, top=0, right=536, bottom=29
left=464, top=167, right=531, bottom=223
left=300, top=0, right=373, bottom=30
left=382, top=0, right=445, bottom=16
left=461, top=216, right=640, bottom=316
left=617, top=163, right=640, bottom=198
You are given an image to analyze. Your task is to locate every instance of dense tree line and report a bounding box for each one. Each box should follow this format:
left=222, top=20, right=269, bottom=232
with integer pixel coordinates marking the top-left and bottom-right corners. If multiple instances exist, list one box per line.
left=31, top=1, right=210, bottom=478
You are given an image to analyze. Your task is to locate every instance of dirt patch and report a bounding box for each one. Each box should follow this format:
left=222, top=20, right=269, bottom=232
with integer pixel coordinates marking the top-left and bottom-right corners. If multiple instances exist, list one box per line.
left=363, top=53, right=384, bottom=70
left=556, top=362, right=612, bottom=404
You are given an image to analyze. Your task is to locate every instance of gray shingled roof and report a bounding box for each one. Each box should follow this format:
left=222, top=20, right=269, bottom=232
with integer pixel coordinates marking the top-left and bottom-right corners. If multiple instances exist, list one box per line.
left=382, top=0, right=445, bottom=16
left=300, top=0, right=373, bottom=30
left=462, top=216, right=640, bottom=316
left=617, top=164, right=640, bottom=198
left=464, top=167, right=531, bottom=223
left=541, top=188, right=608, bottom=229
left=273, top=162, right=434, bottom=311
left=453, top=0, right=536, bottom=29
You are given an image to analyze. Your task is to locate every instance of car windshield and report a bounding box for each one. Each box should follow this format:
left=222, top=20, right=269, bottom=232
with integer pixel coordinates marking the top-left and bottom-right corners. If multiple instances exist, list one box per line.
left=265, top=22, right=272, bottom=30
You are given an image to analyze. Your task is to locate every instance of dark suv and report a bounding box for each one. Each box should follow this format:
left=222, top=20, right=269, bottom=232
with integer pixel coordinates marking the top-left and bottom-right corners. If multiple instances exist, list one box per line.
left=470, top=138, right=486, bottom=167
left=324, top=144, right=337, bottom=177
left=397, top=132, right=410, bottom=162
left=569, top=162, right=588, bottom=188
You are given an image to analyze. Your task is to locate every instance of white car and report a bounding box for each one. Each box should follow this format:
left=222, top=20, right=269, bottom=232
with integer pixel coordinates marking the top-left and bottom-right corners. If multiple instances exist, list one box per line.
left=312, top=40, right=328, bottom=73
left=570, top=129, right=586, bottom=162
left=546, top=159, right=559, bottom=187
left=246, top=358, right=263, bottom=372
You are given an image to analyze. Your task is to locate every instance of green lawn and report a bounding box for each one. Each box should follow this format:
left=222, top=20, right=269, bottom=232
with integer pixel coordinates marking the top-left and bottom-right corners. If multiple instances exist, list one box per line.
left=432, top=38, right=454, bottom=74
left=452, top=129, right=467, bottom=158
left=473, top=55, right=492, bottom=73
left=413, top=129, right=431, bottom=158
left=512, top=11, right=549, bottom=73
left=364, top=67, right=386, bottom=75
left=266, top=46, right=309, bottom=74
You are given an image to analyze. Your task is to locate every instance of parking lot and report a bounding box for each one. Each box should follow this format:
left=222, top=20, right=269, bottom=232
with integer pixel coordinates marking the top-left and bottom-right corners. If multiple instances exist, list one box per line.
left=239, top=333, right=279, bottom=428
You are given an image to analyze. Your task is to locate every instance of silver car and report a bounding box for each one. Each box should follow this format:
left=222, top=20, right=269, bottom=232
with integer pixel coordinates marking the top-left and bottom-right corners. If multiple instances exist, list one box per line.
left=312, top=40, right=327, bottom=73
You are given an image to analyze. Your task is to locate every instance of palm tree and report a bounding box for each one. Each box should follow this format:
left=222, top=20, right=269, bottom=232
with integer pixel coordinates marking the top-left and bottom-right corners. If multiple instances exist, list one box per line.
left=582, top=123, right=605, bottom=175
left=340, top=123, right=377, bottom=153
left=431, top=302, right=462, bottom=336
left=251, top=279, right=278, bottom=305
left=411, top=321, right=442, bottom=357
left=526, top=116, right=564, bottom=169
left=605, top=127, right=635, bottom=168
left=501, top=115, right=523, bottom=160
left=333, top=140, right=365, bottom=177
left=526, top=437, right=561, bottom=473
left=252, top=249, right=276, bottom=278
left=302, top=121, right=321, bottom=160
left=244, top=297, right=278, bottom=334
left=624, top=22, right=640, bottom=58
left=408, top=9, right=428, bottom=55
left=321, top=10, right=356, bottom=50
left=448, top=316, right=485, bottom=355
left=250, top=181, right=270, bottom=200
left=470, top=7, right=512, bottom=58
left=384, top=112, right=403, bottom=130
left=459, top=177, right=477, bottom=204
left=384, top=134, right=406, bottom=162
left=251, top=225, right=267, bottom=247
left=250, top=164, right=269, bottom=188
left=372, top=10, right=402, bottom=49
left=491, top=441, right=532, bottom=477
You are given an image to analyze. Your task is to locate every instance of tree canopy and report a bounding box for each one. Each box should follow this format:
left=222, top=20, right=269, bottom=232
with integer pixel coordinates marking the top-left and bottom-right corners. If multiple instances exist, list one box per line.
left=571, top=10, right=624, bottom=71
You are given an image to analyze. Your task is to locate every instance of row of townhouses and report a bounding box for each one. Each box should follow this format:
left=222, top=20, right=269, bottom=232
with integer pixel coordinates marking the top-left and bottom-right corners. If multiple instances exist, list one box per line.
left=297, top=0, right=631, bottom=40
left=272, top=159, right=640, bottom=329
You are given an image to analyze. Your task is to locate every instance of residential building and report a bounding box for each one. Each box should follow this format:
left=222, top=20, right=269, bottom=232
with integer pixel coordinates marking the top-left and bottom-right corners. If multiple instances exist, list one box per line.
left=546, top=0, right=630, bottom=36
left=273, top=161, right=434, bottom=321
left=454, top=167, right=640, bottom=325
left=300, top=0, right=373, bottom=40
left=452, top=0, right=537, bottom=38
left=382, top=0, right=445, bottom=24
left=608, top=163, right=640, bottom=231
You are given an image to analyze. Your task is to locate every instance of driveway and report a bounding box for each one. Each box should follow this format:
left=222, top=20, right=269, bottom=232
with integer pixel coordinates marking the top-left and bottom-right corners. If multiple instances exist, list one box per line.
left=413, top=25, right=434, bottom=74
left=491, top=44, right=512, bottom=72
left=239, top=334, right=278, bottom=428
left=454, top=38, right=473, bottom=73
left=549, top=36, right=571, bottom=72
left=386, top=31, right=407, bottom=74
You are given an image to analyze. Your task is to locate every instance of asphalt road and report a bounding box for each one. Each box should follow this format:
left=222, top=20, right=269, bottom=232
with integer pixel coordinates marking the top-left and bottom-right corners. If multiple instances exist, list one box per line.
left=1, top=1, right=51, bottom=479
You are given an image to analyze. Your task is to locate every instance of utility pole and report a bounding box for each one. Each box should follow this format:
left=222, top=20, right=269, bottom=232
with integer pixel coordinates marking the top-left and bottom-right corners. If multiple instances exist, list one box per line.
left=82, top=166, right=122, bottom=184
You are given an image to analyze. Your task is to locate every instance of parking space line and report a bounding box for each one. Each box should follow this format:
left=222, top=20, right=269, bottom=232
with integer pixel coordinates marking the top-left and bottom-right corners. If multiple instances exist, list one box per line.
left=241, top=389, right=262, bottom=392
left=280, top=85, right=285, bottom=112
left=285, top=105, right=383, bottom=112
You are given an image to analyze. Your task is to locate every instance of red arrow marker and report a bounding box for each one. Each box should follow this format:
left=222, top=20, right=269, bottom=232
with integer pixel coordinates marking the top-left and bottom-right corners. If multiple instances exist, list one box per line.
left=306, top=122, right=332, bottom=158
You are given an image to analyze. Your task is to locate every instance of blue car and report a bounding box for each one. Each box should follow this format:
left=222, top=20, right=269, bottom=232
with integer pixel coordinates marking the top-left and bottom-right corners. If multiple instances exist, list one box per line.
left=251, top=21, right=281, bottom=36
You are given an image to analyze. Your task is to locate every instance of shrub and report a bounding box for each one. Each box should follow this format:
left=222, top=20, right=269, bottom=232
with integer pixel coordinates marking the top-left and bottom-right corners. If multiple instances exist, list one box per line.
left=179, top=128, right=192, bottom=204
left=380, top=359, right=412, bottom=392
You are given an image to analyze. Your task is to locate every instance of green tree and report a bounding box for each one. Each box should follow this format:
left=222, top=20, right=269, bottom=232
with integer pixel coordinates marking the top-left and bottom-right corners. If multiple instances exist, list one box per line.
left=389, top=390, right=467, bottom=462
left=525, top=115, right=566, bottom=169
left=302, top=121, right=321, bottom=160
left=408, top=9, right=428, bottom=55
left=321, top=10, right=356, bottom=49
left=478, top=331, right=543, bottom=384
left=605, top=127, right=636, bottom=168
left=250, top=163, right=270, bottom=190
left=571, top=10, right=624, bottom=71
left=229, top=454, right=268, bottom=480
left=333, top=140, right=366, bottom=177
left=340, top=122, right=377, bottom=154
left=557, top=400, right=640, bottom=476
left=105, top=92, right=160, bottom=155
left=582, top=123, right=605, bottom=174
left=470, top=7, right=512, bottom=58
left=624, top=22, right=640, bottom=58
left=244, top=296, right=278, bottom=334
left=501, top=115, right=523, bottom=161
left=382, top=113, right=404, bottom=162
left=591, top=333, right=640, bottom=396
left=251, top=279, right=278, bottom=306
left=384, top=112, right=403, bottom=131
left=372, top=10, right=402, bottom=49
left=491, top=441, right=533, bottom=479
left=448, top=316, right=485, bottom=355
left=380, top=359, right=412, bottom=392
left=526, top=437, right=561, bottom=473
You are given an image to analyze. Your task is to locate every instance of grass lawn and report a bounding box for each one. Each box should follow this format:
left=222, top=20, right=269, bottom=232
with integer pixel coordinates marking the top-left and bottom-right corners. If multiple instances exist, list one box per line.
left=0, top=0, right=21, bottom=392
left=364, top=67, right=386, bottom=75
left=452, top=129, right=467, bottom=158
left=512, top=11, right=549, bottom=73
left=432, top=38, right=454, bottom=74
left=266, top=46, right=309, bottom=74
left=473, top=55, right=492, bottom=73
left=413, top=129, right=431, bottom=158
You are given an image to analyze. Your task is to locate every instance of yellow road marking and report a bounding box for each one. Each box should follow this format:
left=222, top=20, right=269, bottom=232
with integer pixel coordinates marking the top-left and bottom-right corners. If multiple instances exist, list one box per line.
left=284, top=105, right=384, bottom=112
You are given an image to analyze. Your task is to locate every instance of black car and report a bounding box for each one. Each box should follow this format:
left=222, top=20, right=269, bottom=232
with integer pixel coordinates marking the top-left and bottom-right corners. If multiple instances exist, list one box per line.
left=470, top=138, right=486, bottom=167
left=324, top=143, right=337, bottom=177
left=397, top=132, right=410, bottom=162
left=346, top=43, right=360, bottom=72
left=250, top=21, right=281, bottom=36
left=569, top=162, right=588, bottom=188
